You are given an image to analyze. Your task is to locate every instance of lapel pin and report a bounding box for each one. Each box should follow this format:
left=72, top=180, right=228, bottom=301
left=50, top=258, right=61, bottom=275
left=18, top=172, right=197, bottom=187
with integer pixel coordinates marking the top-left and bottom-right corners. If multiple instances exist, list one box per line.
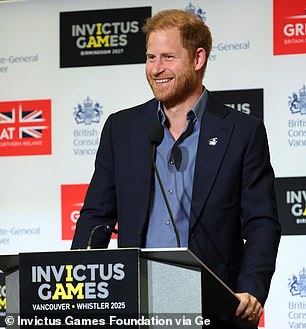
left=208, top=137, right=218, bottom=146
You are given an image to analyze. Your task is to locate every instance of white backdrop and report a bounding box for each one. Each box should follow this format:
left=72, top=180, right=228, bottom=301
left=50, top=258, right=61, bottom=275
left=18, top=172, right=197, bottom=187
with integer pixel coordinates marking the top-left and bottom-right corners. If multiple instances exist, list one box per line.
left=1, top=1, right=305, bottom=328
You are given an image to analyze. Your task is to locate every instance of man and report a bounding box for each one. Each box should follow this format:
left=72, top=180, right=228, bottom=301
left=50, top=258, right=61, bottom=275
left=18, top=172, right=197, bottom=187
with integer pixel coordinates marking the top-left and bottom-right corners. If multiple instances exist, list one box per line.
left=72, top=9, right=281, bottom=329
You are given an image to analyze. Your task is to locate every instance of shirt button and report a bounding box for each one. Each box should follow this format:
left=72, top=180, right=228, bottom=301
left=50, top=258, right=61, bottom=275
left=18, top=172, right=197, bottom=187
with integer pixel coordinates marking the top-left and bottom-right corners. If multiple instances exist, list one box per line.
left=169, top=159, right=175, bottom=165
left=168, top=189, right=173, bottom=195
left=165, top=220, right=170, bottom=225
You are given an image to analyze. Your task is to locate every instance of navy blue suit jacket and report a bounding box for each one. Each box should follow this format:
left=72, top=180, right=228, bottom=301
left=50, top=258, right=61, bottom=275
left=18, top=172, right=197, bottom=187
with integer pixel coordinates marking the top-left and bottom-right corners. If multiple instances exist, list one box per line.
left=72, top=91, right=281, bottom=307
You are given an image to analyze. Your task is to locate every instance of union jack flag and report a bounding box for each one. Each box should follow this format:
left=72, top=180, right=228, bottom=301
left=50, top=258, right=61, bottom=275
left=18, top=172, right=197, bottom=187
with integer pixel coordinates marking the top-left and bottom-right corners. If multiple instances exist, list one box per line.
left=0, top=99, right=51, bottom=156
left=0, top=104, right=48, bottom=139
left=0, top=110, right=15, bottom=123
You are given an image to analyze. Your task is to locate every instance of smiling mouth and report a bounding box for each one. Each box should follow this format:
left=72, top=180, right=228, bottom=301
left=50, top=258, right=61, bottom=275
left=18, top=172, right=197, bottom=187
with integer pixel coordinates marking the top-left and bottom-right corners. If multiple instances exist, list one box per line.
left=154, top=78, right=172, bottom=84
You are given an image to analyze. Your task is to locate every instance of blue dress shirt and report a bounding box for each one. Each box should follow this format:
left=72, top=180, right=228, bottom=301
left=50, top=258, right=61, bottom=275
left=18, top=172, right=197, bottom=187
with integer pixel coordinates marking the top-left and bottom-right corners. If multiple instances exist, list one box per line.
left=145, top=89, right=208, bottom=248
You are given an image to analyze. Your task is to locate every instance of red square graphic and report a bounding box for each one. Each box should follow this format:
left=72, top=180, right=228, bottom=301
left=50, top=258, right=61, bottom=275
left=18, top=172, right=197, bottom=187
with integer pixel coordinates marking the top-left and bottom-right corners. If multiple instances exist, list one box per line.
left=0, top=99, right=52, bottom=156
left=61, top=184, right=88, bottom=240
left=61, top=184, right=118, bottom=241
left=259, top=310, right=265, bottom=328
left=274, top=0, right=306, bottom=55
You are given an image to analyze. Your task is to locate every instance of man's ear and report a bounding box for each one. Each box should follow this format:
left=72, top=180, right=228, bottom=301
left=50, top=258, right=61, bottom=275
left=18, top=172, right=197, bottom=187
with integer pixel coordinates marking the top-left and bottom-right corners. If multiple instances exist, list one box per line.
left=194, top=47, right=206, bottom=72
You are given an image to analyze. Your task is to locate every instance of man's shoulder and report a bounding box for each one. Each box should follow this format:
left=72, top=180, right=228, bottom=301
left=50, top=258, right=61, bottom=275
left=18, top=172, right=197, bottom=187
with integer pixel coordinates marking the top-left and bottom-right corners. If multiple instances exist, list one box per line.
left=111, top=98, right=158, bottom=120
left=104, top=98, right=158, bottom=137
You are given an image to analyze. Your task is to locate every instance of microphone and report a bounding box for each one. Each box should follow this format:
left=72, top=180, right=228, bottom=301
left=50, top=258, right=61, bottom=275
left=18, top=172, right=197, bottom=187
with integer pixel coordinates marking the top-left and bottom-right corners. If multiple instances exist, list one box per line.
left=149, top=123, right=181, bottom=248
left=149, top=122, right=164, bottom=146
left=86, top=224, right=118, bottom=250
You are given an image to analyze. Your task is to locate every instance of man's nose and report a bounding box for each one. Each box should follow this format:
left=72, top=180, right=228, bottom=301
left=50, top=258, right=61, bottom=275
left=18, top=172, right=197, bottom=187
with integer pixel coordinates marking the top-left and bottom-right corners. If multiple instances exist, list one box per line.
left=151, top=59, right=165, bottom=75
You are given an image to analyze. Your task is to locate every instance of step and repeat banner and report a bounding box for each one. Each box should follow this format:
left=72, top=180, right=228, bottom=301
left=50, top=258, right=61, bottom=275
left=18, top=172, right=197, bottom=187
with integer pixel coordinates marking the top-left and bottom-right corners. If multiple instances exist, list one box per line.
left=0, top=0, right=305, bottom=328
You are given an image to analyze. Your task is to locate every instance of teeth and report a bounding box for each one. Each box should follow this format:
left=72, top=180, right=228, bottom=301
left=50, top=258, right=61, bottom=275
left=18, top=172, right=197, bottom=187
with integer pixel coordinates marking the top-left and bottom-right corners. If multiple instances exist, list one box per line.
left=155, top=78, right=171, bottom=83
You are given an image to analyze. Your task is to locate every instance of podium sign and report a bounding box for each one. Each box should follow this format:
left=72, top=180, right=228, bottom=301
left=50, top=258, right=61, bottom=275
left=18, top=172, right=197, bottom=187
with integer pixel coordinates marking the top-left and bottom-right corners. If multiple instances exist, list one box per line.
left=19, top=249, right=140, bottom=327
left=9, top=248, right=239, bottom=328
left=0, top=271, right=5, bottom=328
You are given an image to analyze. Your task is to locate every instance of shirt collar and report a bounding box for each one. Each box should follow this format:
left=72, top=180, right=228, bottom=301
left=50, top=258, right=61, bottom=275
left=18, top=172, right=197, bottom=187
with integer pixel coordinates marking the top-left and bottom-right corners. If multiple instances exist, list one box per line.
left=157, top=87, right=207, bottom=125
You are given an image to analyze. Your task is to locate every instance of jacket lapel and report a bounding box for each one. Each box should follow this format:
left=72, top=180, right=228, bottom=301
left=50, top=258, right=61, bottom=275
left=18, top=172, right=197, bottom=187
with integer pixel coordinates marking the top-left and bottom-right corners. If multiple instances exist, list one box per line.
left=131, top=99, right=159, bottom=230
left=189, top=93, right=234, bottom=232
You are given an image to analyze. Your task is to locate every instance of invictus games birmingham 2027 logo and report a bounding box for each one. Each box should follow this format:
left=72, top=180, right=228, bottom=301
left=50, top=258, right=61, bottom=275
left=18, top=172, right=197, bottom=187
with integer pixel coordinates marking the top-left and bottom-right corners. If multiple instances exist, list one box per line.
left=287, top=85, right=306, bottom=147
left=60, top=7, right=151, bottom=68
left=211, top=89, right=263, bottom=120
left=275, top=177, right=306, bottom=235
left=72, top=97, right=103, bottom=156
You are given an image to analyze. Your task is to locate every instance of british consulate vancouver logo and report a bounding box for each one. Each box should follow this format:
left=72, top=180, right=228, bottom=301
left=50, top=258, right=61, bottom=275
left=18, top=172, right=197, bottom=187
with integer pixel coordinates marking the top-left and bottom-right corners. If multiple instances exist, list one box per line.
left=288, top=85, right=306, bottom=115
left=73, top=97, right=103, bottom=125
left=287, top=84, right=306, bottom=147
left=288, top=267, right=306, bottom=297
left=185, top=3, right=206, bottom=22
left=72, top=97, right=103, bottom=156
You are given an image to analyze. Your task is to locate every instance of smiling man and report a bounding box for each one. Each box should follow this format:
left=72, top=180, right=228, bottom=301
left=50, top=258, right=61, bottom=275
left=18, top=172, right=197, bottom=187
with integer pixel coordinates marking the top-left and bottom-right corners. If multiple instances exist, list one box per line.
left=72, top=9, right=281, bottom=329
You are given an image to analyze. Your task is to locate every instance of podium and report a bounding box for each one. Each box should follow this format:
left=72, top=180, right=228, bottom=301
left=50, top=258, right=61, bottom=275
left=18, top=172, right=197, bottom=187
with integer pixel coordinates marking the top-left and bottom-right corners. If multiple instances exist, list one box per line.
left=1, top=248, right=239, bottom=328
